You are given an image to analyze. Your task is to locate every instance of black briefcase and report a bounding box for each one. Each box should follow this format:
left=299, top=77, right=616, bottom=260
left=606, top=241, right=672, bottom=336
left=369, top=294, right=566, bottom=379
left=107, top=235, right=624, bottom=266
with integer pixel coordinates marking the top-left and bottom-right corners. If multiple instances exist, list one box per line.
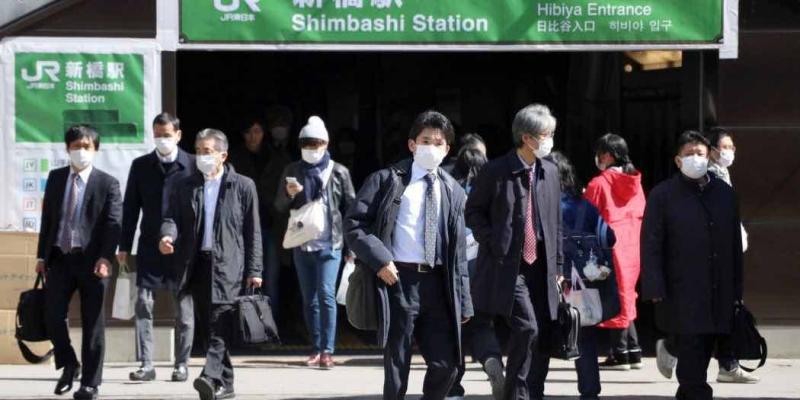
left=345, top=261, right=378, bottom=331
left=551, top=289, right=581, bottom=361
left=15, top=274, right=54, bottom=363
left=235, top=290, right=280, bottom=345
left=732, top=303, right=767, bottom=372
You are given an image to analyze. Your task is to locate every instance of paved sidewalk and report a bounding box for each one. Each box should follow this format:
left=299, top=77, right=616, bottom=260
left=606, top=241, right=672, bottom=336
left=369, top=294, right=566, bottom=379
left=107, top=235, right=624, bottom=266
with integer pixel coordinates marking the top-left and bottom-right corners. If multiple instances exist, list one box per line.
left=0, top=356, right=796, bottom=399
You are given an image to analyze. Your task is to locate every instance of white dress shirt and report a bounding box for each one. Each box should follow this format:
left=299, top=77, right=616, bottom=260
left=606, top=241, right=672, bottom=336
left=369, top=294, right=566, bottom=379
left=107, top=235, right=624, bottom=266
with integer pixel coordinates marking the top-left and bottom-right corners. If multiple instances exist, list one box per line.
left=391, top=161, right=441, bottom=264
left=57, top=165, right=93, bottom=250
left=157, top=148, right=178, bottom=163
left=201, top=169, right=224, bottom=251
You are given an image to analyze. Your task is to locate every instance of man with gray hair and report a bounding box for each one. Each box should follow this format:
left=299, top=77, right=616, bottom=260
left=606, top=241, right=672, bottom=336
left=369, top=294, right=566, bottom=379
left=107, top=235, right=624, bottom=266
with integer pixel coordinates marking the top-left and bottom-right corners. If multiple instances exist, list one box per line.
left=160, top=128, right=263, bottom=400
left=465, top=104, right=563, bottom=400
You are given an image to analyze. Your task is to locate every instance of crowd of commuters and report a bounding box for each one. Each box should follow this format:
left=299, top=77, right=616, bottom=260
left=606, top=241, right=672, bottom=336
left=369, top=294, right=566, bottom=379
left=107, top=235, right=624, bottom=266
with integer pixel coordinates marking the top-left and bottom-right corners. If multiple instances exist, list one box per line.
left=34, top=103, right=753, bottom=400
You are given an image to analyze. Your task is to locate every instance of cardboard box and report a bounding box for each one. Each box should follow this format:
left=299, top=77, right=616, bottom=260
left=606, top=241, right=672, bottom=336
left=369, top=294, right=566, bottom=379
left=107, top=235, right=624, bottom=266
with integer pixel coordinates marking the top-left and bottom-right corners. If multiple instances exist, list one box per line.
left=0, top=310, right=53, bottom=364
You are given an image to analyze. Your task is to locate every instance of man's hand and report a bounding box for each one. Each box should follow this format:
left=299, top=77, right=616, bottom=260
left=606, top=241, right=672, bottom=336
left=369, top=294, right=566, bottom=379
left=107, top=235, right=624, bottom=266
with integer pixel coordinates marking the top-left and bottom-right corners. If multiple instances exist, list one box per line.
left=117, top=251, right=128, bottom=264
left=286, top=182, right=304, bottom=198
left=35, top=260, right=46, bottom=275
left=94, top=258, right=111, bottom=278
left=159, top=236, right=174, bottom=255
left=377, top=262, right=399, bottom=286
left=248, top=277, right=263, bottom=288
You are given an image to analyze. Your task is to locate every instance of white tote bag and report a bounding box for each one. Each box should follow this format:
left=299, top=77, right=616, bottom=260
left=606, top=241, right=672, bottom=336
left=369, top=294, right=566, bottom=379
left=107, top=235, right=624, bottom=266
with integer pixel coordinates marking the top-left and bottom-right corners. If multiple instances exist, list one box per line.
left=565, top=264, right=603, bottom=327
left=282, top=198, right=326, bottom=249
left=336, top=259, right=356, bottom=306
left=111, top=262, right=137, bottom=320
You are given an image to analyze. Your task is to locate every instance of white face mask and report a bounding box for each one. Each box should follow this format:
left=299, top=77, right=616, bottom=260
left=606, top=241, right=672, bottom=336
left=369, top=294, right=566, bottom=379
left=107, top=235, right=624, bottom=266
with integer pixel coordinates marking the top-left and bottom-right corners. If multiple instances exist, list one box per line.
left=680, top=155, right=709, bottom=179
left=155, top=137, right=177, bottom=156
left=301, top=148, right=326, bottom=164
left=69, top=149, right=94, bottom=170
left=718, top=149, right=735, bottom=168
left=533, top=137, right=554, bottom=159
left=414, top=144, right=446, bottom=171
left=196, top=154, right=220, bottom=177
left=594, top=155, right=606, bottom=171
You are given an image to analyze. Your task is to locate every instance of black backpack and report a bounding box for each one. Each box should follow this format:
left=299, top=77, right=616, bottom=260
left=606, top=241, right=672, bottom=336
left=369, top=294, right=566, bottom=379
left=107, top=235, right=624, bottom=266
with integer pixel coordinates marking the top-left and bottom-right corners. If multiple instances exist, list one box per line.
left=15, top=274, right=54, bottom=363
left=732, top=303, right=767, bottom=372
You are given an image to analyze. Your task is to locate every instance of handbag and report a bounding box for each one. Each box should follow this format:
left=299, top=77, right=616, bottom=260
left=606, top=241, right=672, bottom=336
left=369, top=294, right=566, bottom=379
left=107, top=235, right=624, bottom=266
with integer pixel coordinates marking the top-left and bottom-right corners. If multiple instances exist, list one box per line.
left=336, top=259, right=356, bottom=306
left=565, top=265, right=603, bottom=327
left=111, top=261, right=137, bottom=320
left=345, top=261, right=378, bottom=331
left=282, top=198, right=326, bottom=249
left=15, top=273, right=54, bottom=364
left=732, top=303, right=767, bottom=372
left=235, top=289, right=280, bottom=345
left=551, top=283, right=581, bottom=361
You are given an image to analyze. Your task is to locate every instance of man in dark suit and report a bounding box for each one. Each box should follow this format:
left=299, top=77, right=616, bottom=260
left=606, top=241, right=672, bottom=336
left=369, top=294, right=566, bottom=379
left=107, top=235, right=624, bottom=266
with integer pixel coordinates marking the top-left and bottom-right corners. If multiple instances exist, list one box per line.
left=345, top=110, right=473, bottom=400
left=641, top=131, right=744, bottom=400
left=159, top=128, right=262, bottom=400
left=35, top=125, right=122, bottom=400
left=465, top=104, right=563, bottom=400
left=118, top=113, right=196, bottom=382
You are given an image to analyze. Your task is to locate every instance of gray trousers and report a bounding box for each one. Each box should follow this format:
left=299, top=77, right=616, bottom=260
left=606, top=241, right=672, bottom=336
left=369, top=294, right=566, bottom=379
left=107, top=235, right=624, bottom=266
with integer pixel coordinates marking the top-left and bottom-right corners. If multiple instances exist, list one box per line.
left=135, top=287, right=194, bottom=368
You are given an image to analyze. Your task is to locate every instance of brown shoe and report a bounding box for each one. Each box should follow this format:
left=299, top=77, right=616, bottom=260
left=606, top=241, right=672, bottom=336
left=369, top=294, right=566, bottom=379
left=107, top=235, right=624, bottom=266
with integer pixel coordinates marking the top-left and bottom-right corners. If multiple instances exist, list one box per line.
left=320, top=353, right=335, bottom=370
left=305, top=353, right=321, bottom=367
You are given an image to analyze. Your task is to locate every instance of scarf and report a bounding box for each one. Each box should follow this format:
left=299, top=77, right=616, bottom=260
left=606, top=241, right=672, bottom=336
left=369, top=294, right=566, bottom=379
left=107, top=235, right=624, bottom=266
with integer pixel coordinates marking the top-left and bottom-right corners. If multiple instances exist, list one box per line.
left=299, top=151, right=331, bottom=203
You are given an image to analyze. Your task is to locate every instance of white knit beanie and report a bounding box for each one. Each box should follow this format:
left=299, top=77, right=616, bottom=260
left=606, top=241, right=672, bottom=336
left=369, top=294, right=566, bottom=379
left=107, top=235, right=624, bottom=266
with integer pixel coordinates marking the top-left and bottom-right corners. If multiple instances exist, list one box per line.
left=299, top=116, right=329, bottom=142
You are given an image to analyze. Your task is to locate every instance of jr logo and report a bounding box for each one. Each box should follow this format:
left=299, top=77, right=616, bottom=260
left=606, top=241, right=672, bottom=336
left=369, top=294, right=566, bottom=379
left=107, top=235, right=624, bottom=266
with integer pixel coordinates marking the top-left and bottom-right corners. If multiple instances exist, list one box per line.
left=21, top=60, right=60, bottom=82
left=214, top=0, right=261, bottom=13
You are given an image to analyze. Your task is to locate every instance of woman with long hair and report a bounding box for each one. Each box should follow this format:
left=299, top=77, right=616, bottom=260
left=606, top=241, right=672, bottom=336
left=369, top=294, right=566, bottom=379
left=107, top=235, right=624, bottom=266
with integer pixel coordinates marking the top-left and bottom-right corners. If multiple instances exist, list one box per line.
left=585, top=133, right=646, bottom=370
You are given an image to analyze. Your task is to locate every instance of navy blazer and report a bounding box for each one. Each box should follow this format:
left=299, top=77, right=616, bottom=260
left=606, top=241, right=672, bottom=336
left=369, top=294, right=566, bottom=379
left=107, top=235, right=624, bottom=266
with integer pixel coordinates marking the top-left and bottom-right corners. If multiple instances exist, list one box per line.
left=465, top=150, right=563, bottom=319
left=120, top=149, right=196, bottom=289
left=37, top=166, right=122, bottom=267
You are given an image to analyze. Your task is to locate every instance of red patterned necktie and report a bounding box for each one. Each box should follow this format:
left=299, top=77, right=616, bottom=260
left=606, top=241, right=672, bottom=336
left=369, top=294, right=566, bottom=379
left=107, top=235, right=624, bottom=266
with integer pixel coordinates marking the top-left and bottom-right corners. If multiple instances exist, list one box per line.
left=523, top=168, right=538, bottom=265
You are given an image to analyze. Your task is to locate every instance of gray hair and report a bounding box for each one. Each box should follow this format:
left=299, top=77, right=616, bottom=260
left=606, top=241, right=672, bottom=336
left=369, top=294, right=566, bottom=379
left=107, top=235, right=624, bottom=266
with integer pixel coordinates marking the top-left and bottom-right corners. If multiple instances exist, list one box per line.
left=512, top=104, right=557, bottom=147
left=195, top=128, right=229, bottom=152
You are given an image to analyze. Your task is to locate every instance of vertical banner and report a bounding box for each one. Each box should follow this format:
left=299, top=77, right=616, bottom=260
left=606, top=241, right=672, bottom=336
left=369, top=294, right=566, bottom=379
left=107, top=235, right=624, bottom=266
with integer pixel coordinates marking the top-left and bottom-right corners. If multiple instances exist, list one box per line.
left=0, top=38, right=161, bottom=232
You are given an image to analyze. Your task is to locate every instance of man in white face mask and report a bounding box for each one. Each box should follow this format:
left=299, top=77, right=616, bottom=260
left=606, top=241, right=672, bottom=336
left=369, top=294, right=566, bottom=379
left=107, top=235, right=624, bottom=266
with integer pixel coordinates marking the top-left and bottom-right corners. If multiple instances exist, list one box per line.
left=35, top=125, right=122, bottom=399
left=642, top=130, right=746, bottom=400
left=119, top=113, right=197, bottom=384
left=160, top=129, right=262, bottom=400
left=464, top=104, right=563, bottom=400
left=344, top=110, right=473, bottom=400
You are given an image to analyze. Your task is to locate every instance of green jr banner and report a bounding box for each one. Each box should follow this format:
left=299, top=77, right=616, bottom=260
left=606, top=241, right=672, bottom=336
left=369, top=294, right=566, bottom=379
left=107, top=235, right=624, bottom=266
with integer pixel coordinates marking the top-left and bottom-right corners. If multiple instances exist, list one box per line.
left=180, top=0, right=723, bottom=45
left=15, top=52, right=145, bottom=143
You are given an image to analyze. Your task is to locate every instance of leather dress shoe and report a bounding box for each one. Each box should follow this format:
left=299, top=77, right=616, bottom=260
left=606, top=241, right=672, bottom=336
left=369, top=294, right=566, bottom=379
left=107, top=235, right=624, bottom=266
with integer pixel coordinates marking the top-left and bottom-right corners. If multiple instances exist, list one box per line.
left=129, top=367, right=156, bottom=381
left=73, top=386, right=98, bottom=400
left=171, top=365, right=188, bottom=382
left=193, top=376, right=215, bottom=400
left=54, top=363, right=81, bottom=395
left=215, top=384, right=236, bottom=399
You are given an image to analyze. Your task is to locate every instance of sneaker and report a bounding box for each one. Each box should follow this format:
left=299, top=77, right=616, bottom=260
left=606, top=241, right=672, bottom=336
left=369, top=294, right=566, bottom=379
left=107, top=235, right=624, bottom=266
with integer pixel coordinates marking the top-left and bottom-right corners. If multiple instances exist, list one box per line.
left=320, top=353, right=335, bottom=370
left=305, top=353, right=321, bottom=367
left=599, top=353, right=631, bottom=370
left=483, top=357, right=505, bottom=400
left=628, top=349, right=644, bottom=370
left=717, top=366, right=760, bottom=384
left=656, top=339, right=677, bottom=379
left=129, top=367, right=155, bottom=381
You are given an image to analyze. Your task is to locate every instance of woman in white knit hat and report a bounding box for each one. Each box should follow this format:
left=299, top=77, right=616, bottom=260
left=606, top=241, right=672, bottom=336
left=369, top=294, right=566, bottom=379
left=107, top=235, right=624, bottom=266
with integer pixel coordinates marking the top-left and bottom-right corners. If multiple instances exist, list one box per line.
left=274, top=116, right=356, bottom=369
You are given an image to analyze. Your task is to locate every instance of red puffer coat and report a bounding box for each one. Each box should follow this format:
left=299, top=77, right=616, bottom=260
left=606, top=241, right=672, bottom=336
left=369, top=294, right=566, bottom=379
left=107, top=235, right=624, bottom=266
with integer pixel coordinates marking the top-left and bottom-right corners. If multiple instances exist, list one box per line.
left=584, top=169, right=646, bottom=329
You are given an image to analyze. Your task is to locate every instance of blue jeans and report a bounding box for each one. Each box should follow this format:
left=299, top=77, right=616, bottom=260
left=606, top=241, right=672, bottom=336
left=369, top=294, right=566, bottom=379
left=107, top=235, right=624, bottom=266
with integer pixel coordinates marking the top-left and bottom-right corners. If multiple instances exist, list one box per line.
left=293, top=248, right=342, bottom=354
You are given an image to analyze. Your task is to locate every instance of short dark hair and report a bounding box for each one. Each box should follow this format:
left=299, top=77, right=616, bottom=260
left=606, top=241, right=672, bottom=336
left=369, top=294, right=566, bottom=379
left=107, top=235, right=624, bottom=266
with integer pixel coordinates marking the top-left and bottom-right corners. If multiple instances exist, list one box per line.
left=549, top=151, right=581, bottom=199
left=595, top=133, right=636, bottom=175
left=676, top=130, right=710, bottom=155
left=152, top=112, right=180, bottom=130
left=705, top=127, right=732, bottom=149
left=408, top=110, right=455, bottom=145
left=458, top=133, right=485, bottom=151
left=64, top=125, right=100, bottom=150
left=299, top=137, right=327, bottom=148
left=241, top=114, right=266, bottom=135
left=452, top=139, right=488, bottom=186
